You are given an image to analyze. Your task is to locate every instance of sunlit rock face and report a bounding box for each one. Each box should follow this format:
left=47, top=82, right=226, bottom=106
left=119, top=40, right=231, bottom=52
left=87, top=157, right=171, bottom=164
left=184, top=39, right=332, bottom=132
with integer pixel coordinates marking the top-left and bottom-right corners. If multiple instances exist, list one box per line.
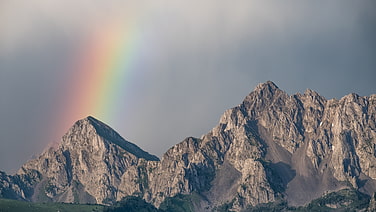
left=16, top=116, right=158, bottom=204
left=1, top=81, right=375, bottom=211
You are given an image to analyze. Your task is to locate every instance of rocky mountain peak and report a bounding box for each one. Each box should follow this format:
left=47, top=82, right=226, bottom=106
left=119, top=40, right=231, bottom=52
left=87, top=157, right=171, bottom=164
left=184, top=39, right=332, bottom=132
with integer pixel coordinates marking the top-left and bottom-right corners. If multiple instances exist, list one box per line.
left=240, top=81, right=288, bottom=117
left=61, top=116, right=159, bottom=161
left=253, top=80, right=281, bottom=97
left=255, top=80, right=279, bottom=91
left=1, top=81, right=375, bottom=211
left=14, top=116, right=159, bottom=204
left=303, top=88, right=321, bottom=98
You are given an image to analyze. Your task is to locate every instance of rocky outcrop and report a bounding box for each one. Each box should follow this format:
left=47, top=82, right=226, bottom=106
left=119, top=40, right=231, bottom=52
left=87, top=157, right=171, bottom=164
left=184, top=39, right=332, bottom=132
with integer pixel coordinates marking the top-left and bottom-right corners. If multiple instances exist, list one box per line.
left=0, top=170, right=40, bottom=201
left=1, top=81, right=375, bottom=211
left=215, top=81, right=376, bottom=207
left=15, top=116, right=159, bottom=204
left=368, top=192, right=376, bottom=211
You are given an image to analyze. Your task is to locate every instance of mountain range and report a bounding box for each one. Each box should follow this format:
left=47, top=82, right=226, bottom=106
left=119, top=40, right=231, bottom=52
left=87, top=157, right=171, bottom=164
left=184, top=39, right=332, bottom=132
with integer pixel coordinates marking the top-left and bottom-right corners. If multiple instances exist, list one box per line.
left=1, top=81, right=376, bottom=211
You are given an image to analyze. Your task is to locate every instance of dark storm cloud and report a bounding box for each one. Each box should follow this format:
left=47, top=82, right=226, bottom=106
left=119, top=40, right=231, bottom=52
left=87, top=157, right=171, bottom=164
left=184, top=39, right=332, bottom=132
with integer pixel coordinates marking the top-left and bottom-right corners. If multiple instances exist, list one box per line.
left=1, top=0, right=375, bottom=172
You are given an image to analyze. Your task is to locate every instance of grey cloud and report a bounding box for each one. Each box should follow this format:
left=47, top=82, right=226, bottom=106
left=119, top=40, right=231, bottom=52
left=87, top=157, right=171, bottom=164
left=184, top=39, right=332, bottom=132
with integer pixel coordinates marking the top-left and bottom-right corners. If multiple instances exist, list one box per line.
left=1, top=1, right=375, bottom=172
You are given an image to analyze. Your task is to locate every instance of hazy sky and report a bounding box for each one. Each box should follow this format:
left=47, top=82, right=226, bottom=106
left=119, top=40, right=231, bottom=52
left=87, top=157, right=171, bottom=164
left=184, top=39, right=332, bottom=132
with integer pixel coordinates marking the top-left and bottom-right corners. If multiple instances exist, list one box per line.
left=1, top=1, right=375, bottom=173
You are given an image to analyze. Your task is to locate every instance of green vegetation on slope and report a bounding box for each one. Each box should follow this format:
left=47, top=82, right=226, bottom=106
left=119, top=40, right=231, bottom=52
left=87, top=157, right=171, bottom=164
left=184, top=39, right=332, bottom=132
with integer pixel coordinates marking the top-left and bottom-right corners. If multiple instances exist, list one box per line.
left=300, top=189, right=370, bottom=211
left=159, top=194, right=197, bottom=212
left=0, top=189, right=371, bottom=212
left=104, top=194, right=197, bottom=212
left=243, top=189, right=370, bottom=212
left=0, top=198, right=103, bottom=212
left=103, top=196, right=159, bottom=212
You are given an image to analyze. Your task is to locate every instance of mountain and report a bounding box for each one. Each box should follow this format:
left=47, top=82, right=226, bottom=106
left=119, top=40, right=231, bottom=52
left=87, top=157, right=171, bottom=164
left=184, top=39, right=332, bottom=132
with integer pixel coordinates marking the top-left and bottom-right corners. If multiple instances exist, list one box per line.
left=1, top=116, right=158, bottom=205
left=1, top=81, right=375, bottom=211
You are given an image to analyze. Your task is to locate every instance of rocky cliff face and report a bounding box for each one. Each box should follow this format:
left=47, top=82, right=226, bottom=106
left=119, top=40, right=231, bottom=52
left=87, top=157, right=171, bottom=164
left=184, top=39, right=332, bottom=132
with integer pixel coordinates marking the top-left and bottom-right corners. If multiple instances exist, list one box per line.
left=1, top=81, right=375, bottom=211
left=14, top=116, right=158, bottom=204
left=222, top=82, right=376, bottom=207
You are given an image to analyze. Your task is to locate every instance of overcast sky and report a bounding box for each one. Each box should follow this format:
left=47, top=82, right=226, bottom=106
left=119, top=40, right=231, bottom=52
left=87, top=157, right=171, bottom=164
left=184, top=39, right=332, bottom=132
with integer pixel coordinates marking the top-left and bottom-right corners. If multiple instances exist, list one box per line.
left=1, top=1, right=375, bottom=173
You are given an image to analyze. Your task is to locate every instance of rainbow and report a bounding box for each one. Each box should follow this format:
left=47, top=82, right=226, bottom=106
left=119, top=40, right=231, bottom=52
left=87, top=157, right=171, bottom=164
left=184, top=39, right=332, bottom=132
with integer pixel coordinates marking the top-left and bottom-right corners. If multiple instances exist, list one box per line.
left=53, top=17, right=143, bottom=139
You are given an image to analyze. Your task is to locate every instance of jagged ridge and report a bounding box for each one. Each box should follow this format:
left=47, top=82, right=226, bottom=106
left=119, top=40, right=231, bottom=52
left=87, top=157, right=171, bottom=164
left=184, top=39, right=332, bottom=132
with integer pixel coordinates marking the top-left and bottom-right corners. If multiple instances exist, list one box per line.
left=85, top=116, right=159, bottom=161
left=1, top=81, right=375, bottom=212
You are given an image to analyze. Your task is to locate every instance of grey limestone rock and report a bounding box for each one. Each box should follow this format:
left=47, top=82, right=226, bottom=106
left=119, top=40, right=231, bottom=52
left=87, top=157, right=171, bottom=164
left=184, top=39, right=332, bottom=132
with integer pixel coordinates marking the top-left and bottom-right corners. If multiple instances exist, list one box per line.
left=1, top=81, right=375, bottom=211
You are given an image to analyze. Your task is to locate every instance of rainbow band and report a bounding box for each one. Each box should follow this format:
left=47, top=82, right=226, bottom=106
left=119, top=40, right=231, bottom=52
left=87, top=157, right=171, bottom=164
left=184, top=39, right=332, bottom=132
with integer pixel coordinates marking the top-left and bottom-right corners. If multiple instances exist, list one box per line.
left=55, top=18, right=142, bottom=137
